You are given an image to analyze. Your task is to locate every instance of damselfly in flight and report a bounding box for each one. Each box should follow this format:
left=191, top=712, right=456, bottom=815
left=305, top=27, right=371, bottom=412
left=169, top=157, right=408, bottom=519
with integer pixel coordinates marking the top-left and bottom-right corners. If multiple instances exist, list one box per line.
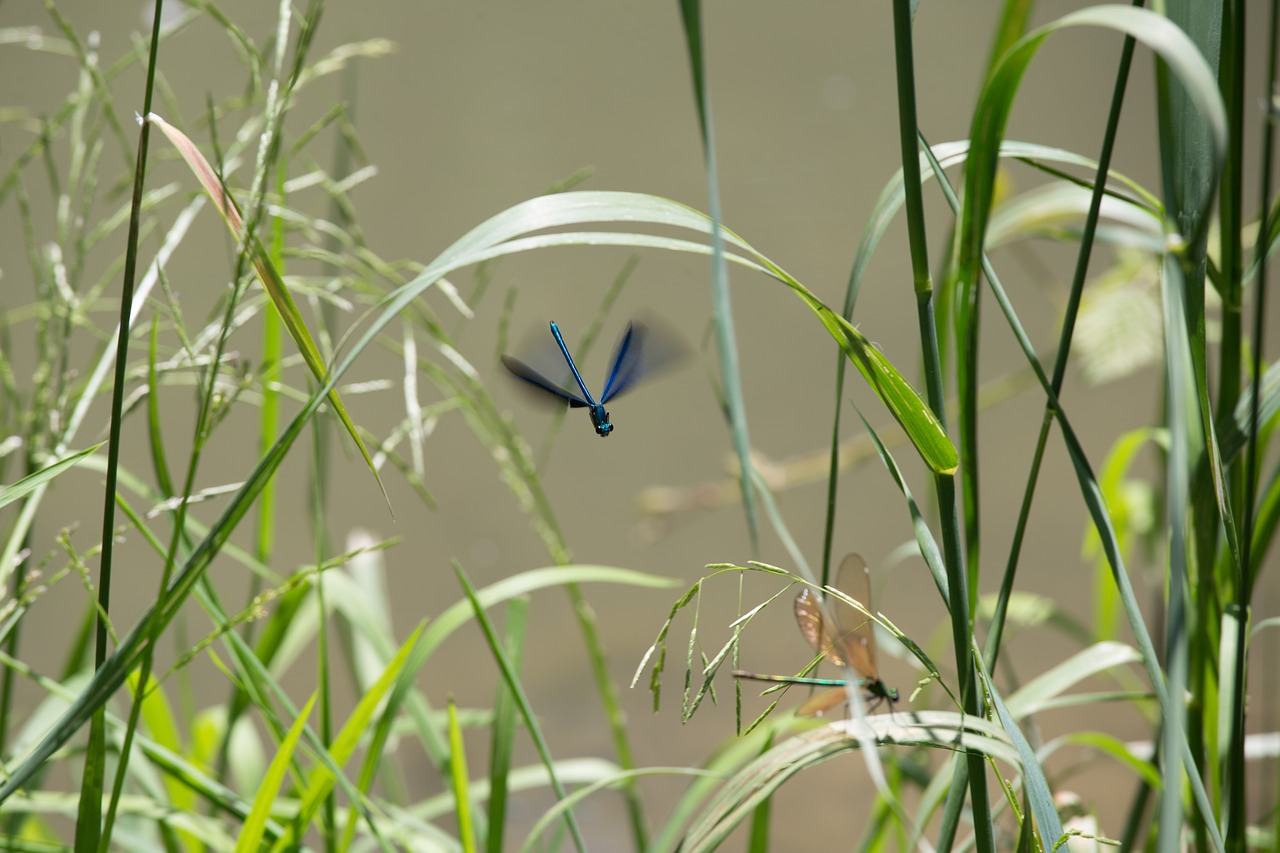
left=501, top=320, right=680, bottom=437
left=734, top=553, right=898, bottom=715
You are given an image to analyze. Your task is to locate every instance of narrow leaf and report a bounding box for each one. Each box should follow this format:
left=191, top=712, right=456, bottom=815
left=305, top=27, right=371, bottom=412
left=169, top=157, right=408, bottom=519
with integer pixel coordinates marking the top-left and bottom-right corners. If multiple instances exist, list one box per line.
left=235, top=693, right=315, bottom=853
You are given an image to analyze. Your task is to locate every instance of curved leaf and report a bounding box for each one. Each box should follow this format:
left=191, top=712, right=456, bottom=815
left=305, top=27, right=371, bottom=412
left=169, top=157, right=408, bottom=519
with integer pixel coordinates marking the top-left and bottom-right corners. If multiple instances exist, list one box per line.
left=958, top=5, right=1226, bottom=292
left=681, top=711, right=1018, bottom=852
left=371, top=190, right=957, bottom=476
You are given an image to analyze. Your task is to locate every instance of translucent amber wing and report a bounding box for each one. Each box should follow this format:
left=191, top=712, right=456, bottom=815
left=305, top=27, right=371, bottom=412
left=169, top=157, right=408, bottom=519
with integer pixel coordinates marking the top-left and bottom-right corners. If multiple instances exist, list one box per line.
left=830, top=553, right=879, bottom=682
left=793, top=585, right=847, bottom=667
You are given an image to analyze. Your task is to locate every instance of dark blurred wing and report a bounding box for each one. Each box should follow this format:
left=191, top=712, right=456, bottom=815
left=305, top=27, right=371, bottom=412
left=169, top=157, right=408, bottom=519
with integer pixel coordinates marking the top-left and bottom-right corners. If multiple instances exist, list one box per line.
left=830, top=553, right=879, bottom=682
left=599, top=320, right=686, bottom=403
left=501, top=355, right=588, bottom=407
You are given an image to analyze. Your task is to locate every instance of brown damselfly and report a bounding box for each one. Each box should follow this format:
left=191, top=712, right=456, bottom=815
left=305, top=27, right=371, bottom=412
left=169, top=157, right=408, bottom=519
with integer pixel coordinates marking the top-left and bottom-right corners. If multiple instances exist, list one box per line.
left=734, top=553, right=898, bottom=716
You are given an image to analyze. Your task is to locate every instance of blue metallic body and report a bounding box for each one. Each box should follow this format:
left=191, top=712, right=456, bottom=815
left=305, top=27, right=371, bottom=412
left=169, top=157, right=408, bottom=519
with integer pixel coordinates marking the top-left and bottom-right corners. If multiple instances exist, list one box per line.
left=502, top=320, right=663, bottom=437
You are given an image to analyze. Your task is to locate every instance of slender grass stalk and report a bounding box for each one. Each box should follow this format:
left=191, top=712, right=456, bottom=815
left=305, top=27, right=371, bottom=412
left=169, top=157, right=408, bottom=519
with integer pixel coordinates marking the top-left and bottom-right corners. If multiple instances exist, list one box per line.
left=1216, top=2, right=1245, bottom=435
left=1158, top=251, right=1195, bottom=852
left=312, top=413, right=338, bottom=853
left=235, top=694, right=316, bottom=853
left=678, top=0, right=759, bottom=553
left=102, top=2, right=335, bottom=845
left=984, top=3, right=1142, bottom=671
left=889, top=3, right=992, bottom=850
left=78, top=0, right=167, bottom=847
left=1228, top=1, right=1278, bottom=845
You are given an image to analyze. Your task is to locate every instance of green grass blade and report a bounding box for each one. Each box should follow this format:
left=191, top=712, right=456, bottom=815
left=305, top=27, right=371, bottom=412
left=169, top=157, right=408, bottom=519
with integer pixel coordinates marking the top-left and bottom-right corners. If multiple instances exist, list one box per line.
left=1004, top=641, right=1142, bottom=719
left=452, top=562, right=586, bottom=853
left=1249, top=459, right=1280, bottom=575
left=1158, top=249, right=1197, bottom=851
left=447, top=698, right=478, bottom=853
left=745, top=728, right=773, bottom=853
left=682, top=713, right=1018, bottom=853
left=366, top=191, right=955, bottom=478
left=1219, top=360, right=1280, bottom=463
left=269, top=621, right=427, bottom=853
left=234, top=693, right=315, bottom=853
left=983, top=669, right=1065, bottom=851
left=145, top=317, right=175, bottom=500
left=0, top=443, right=103, bottom=510
left=886, top=4, right=985, bottom=845
left=0, top=359, right=335, bottom=803
left=485, top=597, right=528, bottom=853
left=1085, top=428, right=1161, bottom=641
left=78, top=0, right=172, bottom=841
left=855, top=408, right=949, bottom=602
left=678, top=0, right=759, bottom=551
left=958, top=6, right=1225, bottom=301
left=126, top=669, right=197, bottom=848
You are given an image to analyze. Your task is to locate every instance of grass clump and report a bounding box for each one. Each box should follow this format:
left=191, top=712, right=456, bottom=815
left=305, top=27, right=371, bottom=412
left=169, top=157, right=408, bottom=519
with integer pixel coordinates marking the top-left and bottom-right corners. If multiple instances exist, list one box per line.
left=1, top=2, right=1277, bottom=851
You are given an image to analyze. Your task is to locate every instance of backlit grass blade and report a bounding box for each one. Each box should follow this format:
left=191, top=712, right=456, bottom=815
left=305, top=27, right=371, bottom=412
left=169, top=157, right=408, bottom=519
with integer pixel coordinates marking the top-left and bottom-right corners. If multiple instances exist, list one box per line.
left=0, top=443, right=103, bottom=510
left=856, top=408, right=949, bottom=602
left=681, top=713, right=1019, bottom=853
left=271, top=621, right=427, bottom=853
left=145, top=112, right=389, bottom=513
left=447, top=698, right=478, bottom=853
left=361, top=190, right=955, bottom=478
left=1004, top=642, right=1143, bottom=719
left=126, top=669, right=197, bottom=846
left=235, top=693, right=314, bottom=853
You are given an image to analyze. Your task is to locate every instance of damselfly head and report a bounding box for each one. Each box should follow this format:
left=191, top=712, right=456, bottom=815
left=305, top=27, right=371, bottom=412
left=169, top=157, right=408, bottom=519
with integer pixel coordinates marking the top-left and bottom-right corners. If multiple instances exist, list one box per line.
left=590, top=405, right=613, bottom=436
